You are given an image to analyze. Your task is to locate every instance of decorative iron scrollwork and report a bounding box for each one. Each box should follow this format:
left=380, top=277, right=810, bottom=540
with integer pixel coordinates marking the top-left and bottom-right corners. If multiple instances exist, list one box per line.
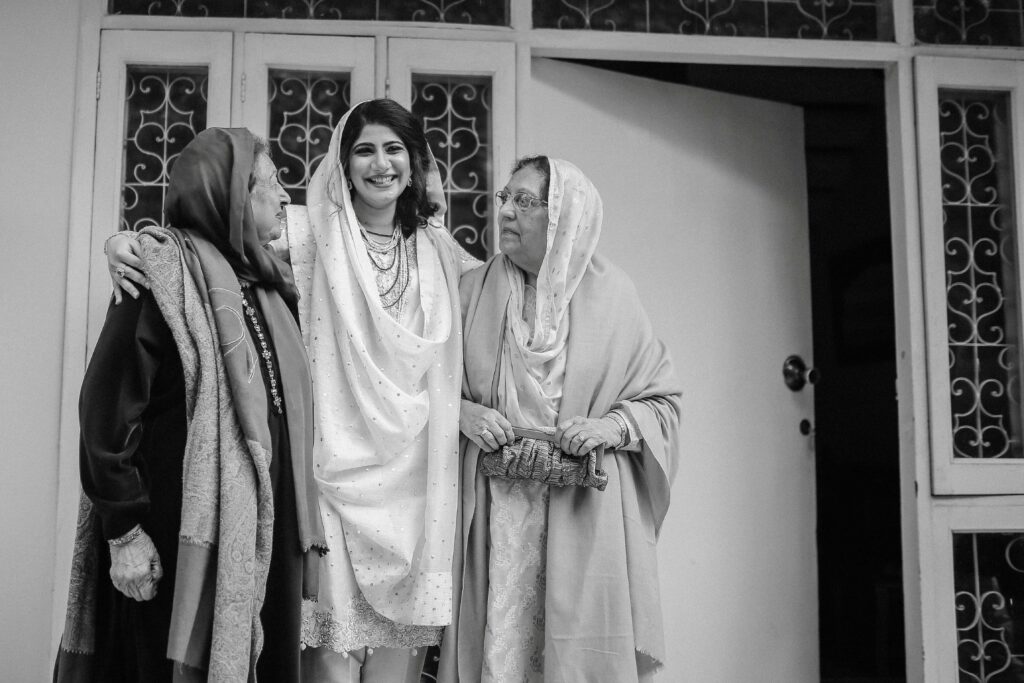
left=268, top=70, right=351, bottom=206
left=121, top=66, right=208, bottom=233
left=939, top=91, right=1023, bottom=461
left=954, top=532, right=1024, bottom=681
left=532, top=0, right=891, bottom=40
left=413, top=75, right=493, bottom=260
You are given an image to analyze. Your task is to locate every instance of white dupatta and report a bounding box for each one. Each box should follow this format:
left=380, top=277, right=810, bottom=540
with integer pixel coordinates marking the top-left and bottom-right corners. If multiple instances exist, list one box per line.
left=289, top=104, right=464, bottom=630
left=498, top=159, right=603, bottom=427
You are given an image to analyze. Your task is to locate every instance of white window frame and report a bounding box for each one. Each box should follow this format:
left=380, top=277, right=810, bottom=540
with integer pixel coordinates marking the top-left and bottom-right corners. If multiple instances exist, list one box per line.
left=89, top=30, right=234, bottom=354
left=927, top=500, right=1024, bottom=681
left=916, top=56, right=1024, bottom=495
left=387, top=38, right=516, bottom=252
left=239, top=33, right=375, bottom=135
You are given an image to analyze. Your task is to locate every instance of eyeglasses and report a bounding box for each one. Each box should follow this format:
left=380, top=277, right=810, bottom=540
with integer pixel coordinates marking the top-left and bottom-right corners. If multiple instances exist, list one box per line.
left=494, top=189, right=548, bottom=212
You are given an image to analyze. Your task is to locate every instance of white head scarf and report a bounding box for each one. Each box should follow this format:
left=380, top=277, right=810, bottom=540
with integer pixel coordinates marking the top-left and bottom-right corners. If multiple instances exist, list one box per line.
left=499, top=158, right=603, bottom=427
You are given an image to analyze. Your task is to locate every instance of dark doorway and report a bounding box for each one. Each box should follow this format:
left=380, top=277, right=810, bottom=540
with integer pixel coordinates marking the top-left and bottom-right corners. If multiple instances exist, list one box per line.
left=572, top=60, right=904, bottom=683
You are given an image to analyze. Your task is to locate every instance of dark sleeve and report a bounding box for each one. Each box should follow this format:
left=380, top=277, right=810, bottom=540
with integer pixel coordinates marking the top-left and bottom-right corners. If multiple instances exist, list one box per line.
left=78, top=291, right=177, bottom=540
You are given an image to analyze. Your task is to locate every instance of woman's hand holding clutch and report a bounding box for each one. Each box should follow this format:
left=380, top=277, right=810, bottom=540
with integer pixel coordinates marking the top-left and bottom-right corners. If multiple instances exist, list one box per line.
left=460, top=399, right=515, bottom=452
left=555, top=416, right=623, bottom=456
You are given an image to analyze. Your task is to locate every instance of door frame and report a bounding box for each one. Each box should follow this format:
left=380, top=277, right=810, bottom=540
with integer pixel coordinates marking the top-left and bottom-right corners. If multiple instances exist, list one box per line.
left=58, top=1, right=1024, bottom=678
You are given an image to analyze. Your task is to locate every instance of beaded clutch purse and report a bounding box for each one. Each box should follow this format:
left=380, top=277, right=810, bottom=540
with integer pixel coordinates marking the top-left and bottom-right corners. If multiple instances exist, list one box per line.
left=479, top=427, right=609, bottom=491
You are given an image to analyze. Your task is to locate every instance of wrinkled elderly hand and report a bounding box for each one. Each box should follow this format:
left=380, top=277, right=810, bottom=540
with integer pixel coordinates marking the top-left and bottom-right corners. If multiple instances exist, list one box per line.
left=109, top=527, right=163, bottom=602
left=460, top=399, right=514, bottom=453
left=555, top=416, right=621, bottom=456
left=105, top=232, right=149, bottom=304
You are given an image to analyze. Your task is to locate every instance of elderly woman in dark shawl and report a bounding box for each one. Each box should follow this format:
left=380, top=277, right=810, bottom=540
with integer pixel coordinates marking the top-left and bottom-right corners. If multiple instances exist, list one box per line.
left=54, top=127, right=326, bottom=683
left=440, top=157, right=681, bottom=683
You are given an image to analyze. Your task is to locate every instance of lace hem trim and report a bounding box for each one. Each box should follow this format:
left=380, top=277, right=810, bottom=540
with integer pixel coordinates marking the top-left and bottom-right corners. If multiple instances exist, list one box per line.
left=300, top=596, right=443, bottom=652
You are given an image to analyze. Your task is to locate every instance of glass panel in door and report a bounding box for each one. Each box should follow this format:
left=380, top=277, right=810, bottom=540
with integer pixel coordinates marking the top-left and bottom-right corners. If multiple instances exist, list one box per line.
left=388, top=39, right=515, bottom=260
left=916, top=57, right=1024, bottom=495
left=241, top=34, right=375, bottom=206
left=938, top=89, right=1024, bottom=464
left=90, top=29, right=232, bottom=353
left=412, top=74, right=493, bottom=259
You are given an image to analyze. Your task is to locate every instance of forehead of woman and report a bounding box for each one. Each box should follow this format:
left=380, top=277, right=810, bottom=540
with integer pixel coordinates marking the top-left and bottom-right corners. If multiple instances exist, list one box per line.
left=352, top=122, right=403, bottom=146
left=508, top=166, right=547, bottom=197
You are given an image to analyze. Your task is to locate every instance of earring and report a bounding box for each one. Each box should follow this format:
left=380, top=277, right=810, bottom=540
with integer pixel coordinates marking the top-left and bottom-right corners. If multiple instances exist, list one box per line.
left=407, top=177, right=412, bottom=187
left=346, top=178, right=353, bottom=191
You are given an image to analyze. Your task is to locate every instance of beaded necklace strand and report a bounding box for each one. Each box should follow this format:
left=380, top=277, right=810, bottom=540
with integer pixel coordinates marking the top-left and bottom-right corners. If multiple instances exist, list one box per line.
left=239, top=283, right=283, bottom=414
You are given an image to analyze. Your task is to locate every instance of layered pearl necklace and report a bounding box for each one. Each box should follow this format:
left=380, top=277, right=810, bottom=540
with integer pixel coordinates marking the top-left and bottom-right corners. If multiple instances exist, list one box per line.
left=359, top=222, right=414, bottom=319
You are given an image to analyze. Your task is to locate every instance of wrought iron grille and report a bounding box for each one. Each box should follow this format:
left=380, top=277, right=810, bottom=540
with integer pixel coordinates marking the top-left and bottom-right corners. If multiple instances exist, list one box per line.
left=121, top=66, right=209, bottom=232
left=532, top=0, right=893, bottom=40
left=412, top=74, right=493, bottom=260
left=109, top=0, right=508, bottom=24
left=939, top=90, right=1024, bottom=461
left=954, top=532, right=1024, bottom=682
left=915, top=0, right=1024, bottom=46
left=267, top=69, right=351, bottom=206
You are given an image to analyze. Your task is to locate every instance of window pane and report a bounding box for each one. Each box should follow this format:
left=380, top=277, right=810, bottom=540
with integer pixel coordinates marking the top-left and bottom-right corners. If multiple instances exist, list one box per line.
left=110, top=0, right=508, bottom=24
left=953, top=532, right=1024, bottom=681
left=412, top=75, right=493, bottom=260
left=268, top=70, right=351, bottom=206
left=915, top=0, right=1024, bottom=46
left=532, top=0, right=894, bottom=40
left=939, top=90, right=1023, bottom=461
left=110, top=0, right=243, bottom=16
left=122, top=66, right=208, bottom=232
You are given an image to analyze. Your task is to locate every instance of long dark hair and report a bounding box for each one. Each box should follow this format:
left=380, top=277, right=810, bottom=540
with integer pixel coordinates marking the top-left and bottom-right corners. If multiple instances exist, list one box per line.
left=338, top=99, right=436, bottom=236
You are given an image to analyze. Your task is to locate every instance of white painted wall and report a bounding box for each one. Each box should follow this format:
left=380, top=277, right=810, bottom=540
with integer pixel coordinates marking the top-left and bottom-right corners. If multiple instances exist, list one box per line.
left=0, top=0, right=80, bottom=679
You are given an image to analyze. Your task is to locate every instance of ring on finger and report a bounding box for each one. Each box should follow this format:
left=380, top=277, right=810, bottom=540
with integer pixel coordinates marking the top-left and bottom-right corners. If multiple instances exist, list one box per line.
left=116, top=266, right=127, bottom=279
left=477, top=427, right=491, bottom=437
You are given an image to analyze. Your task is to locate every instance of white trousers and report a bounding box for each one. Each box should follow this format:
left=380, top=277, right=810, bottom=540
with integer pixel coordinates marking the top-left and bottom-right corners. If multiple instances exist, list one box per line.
left=301, top=645, right=426, bottom=683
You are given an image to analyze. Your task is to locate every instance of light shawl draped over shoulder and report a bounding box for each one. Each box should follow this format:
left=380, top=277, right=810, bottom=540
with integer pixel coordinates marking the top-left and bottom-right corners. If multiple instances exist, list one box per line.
left=287, top=104, right=466, bottom=647
left=440, top=160, right=682, bottom=682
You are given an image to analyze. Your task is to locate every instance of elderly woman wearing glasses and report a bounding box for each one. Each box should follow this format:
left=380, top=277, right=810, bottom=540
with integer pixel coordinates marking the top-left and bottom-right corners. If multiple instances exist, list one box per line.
left=441, top=156, right=682, bottom=683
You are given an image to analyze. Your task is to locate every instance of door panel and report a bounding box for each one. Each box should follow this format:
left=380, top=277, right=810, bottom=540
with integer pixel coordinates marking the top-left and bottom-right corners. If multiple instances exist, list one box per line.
left=915, top=56, right=1024, bottom=496
left=388, top=38, right=515, bottom=257
left=241, top=34, right=374, bottom=205
left=524, top=58, right=817, bottom=681
left=90, top=30, right=233, bottom=354
left=915, top=56, right=1024, bottom=681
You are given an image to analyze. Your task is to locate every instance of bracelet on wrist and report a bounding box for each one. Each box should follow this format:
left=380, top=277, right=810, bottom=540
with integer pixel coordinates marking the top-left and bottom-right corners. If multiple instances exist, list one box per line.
left=108, top=524, right=143, bottom=547
left=606, top=411, right=629, bottom=449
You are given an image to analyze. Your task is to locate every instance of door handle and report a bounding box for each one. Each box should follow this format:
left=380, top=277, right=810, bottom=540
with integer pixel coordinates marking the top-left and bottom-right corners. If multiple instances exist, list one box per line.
left=783, top=354, right=819, bottom=392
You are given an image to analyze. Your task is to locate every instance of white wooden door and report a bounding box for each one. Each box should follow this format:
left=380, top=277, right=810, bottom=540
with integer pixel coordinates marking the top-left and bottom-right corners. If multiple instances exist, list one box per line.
left=524, top=58, right=818, bottom=681
left=914, top=57, right=1024, bottom=682
left=240, top=33, right=375, bottom=133
left=89, top=30, right=233, bottom=354
left=239, top=34, right=374, bottom=208
left=387, top=38, right=516, bottom=255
